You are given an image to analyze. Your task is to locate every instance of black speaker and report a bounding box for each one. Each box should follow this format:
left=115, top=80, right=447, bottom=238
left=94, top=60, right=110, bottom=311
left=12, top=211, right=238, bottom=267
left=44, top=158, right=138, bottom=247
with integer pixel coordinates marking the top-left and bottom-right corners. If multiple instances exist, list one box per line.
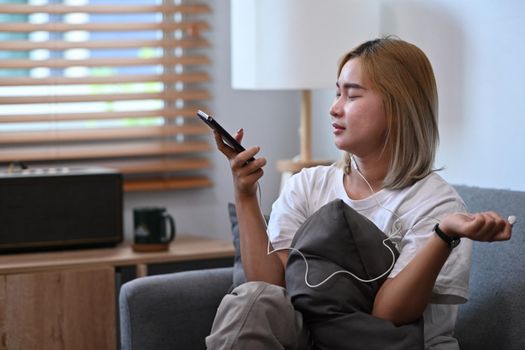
left=0, top=168, right=123, bottom=253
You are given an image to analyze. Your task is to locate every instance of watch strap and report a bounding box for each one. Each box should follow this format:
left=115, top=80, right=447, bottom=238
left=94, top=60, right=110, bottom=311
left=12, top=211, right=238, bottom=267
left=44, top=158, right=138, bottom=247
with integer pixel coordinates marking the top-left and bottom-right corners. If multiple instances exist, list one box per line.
left=434, top=223, right=461, bottom=249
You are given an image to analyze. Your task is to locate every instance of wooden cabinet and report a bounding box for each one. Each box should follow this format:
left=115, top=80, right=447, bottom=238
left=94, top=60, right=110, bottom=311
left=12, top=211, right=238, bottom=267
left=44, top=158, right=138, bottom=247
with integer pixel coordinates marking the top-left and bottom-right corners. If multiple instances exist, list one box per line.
left=1, top=268, right=116, bottom=350
left=0, top=235, right=234, bottom=350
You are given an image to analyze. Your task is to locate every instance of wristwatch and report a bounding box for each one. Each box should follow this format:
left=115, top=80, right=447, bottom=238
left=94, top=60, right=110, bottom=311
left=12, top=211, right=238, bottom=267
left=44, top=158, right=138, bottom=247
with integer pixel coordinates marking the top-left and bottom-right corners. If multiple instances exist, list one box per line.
left=434, top=224, right=461, bottom=249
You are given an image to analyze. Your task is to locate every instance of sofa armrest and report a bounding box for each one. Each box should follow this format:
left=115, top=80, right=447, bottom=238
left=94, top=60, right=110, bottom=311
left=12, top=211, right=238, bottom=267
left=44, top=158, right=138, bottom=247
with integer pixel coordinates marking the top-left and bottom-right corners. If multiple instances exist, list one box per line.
left=119, top=267, right=233, bottom=350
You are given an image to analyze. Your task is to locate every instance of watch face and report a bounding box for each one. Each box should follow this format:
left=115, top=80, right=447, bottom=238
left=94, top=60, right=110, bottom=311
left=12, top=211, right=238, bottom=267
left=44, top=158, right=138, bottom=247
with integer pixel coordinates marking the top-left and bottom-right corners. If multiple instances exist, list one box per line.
left=451, top=238, right=461, bottom=248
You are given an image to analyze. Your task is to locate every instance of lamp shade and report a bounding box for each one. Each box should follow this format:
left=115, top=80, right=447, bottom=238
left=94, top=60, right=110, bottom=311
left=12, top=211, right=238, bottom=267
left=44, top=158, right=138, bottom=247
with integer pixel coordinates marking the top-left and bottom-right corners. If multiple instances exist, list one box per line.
left=231, top=0, right=380, bottom=90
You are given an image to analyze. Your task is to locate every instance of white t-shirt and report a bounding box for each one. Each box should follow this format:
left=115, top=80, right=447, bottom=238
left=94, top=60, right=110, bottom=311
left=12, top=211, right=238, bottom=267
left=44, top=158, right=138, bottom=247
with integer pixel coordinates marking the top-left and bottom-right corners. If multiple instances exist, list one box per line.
left=268, top=164, right=472, bottom=349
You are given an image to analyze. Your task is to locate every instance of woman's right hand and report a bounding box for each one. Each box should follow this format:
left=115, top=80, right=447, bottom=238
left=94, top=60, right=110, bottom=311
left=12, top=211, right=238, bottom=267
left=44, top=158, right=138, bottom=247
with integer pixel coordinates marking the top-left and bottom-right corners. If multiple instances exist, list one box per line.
left=213, top=129, right=267, bottom=199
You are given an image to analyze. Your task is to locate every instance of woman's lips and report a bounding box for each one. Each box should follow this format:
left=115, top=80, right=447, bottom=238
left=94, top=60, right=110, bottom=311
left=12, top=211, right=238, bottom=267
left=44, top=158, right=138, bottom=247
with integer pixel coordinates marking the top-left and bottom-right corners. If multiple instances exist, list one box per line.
left=332, top=123, right=345, bottom=134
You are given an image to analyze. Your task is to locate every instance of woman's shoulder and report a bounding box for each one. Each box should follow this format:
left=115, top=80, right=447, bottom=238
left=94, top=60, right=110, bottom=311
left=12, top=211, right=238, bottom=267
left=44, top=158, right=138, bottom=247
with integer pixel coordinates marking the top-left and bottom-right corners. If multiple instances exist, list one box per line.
left=294, top=163, right=342, bottom=182
left=402, top=171, right=466, bottom=208
left=416, top=171, right=458, bottom=193
left=281, top=163, right=343, bottom=201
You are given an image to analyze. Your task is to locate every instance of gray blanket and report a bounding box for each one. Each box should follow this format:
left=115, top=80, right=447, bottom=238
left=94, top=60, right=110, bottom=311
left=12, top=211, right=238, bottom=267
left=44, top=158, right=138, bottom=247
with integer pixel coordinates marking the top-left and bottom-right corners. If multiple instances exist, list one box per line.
left=285, top=199, right=424, bottom=350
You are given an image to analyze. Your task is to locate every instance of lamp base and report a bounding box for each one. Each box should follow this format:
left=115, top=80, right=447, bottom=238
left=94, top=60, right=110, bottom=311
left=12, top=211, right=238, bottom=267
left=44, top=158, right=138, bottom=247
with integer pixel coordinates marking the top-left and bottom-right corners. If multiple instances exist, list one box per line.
left=277, top=159, right=333, bottom=174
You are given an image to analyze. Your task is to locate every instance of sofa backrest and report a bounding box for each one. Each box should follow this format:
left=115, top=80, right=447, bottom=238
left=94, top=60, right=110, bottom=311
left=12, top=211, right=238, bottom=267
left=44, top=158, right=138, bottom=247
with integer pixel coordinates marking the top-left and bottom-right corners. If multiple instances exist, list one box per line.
left=453, top=185, right=525, bottom=350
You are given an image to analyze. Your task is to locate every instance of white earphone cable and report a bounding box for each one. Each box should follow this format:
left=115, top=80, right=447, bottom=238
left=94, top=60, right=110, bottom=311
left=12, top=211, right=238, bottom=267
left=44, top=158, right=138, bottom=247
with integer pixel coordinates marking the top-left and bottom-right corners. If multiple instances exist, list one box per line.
left=257, top=158, right=444, bottom=288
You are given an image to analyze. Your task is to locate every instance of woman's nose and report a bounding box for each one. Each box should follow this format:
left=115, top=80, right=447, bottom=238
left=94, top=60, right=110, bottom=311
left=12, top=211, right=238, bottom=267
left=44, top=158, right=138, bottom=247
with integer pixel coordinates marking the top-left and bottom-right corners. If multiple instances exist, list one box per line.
left=330, top=97, right=343, bottom=118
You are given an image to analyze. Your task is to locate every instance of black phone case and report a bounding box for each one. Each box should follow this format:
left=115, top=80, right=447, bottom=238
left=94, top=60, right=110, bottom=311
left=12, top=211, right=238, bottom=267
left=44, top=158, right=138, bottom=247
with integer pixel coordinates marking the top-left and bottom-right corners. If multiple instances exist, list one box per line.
left=196, top=110, right=254, bottom=161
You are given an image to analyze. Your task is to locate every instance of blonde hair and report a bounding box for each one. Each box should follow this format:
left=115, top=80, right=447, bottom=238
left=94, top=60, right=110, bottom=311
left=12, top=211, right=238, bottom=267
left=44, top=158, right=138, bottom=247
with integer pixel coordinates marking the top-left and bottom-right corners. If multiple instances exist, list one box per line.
left=337, top=37, right=439, bottom=190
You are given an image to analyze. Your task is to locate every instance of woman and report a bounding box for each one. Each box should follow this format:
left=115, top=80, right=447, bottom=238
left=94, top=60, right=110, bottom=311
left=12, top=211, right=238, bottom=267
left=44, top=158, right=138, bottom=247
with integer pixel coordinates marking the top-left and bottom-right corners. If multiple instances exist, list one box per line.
left=206, top=38, right=512, bottom=350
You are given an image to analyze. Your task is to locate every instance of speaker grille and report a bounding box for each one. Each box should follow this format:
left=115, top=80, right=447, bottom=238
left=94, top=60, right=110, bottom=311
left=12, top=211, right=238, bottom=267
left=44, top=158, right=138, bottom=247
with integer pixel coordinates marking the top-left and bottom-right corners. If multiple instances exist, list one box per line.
left=0, top=169, right=123, bottom=252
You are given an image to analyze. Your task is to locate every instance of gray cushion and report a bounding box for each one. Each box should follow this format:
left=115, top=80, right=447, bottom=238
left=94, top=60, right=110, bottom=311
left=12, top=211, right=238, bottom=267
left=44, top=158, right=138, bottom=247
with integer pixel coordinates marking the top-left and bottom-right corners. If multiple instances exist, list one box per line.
left=285, top=199, right=423, bottom=350
left=228, top=203, right=246, bottom=287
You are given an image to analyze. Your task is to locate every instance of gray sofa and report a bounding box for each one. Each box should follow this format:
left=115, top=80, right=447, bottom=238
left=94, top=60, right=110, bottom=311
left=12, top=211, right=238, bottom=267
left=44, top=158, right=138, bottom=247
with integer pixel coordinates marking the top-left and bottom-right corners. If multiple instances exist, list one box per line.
left=119, top=185, right=525, bottom=350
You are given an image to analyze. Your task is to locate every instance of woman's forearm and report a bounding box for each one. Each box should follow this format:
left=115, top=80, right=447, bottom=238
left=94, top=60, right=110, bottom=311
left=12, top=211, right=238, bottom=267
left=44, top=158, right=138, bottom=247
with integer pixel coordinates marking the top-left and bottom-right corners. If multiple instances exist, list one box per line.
left=235, top=194, right=286, bottom=286
left=372, top=211, right=512, bottom=326
left=371, top=234, right=451, bottom=325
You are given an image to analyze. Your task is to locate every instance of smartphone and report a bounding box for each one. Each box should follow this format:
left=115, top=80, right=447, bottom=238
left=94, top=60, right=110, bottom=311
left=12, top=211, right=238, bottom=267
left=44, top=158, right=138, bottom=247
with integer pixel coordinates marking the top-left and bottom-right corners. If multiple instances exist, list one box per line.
left=196, top=110, right=255, bottom=161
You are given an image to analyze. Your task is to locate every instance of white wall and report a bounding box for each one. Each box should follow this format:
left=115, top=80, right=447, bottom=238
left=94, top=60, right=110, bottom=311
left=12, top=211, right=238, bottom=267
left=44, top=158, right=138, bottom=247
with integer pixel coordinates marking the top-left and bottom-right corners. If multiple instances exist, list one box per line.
left=312, top=0, right=525, bottom=191
left=125, top=0, right=525, bottom=241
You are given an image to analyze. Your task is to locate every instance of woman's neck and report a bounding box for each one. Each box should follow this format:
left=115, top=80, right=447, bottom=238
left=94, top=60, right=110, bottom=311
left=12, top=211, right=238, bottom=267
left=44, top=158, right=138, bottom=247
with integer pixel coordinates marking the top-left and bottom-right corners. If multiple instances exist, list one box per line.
left=344, top=156, right=389, bottom=200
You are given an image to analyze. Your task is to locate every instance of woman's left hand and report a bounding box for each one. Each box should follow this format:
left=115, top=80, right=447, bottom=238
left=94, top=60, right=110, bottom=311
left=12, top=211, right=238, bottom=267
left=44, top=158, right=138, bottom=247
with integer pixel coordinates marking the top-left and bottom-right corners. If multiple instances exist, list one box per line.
left=439, top=212, right=513, bottom=242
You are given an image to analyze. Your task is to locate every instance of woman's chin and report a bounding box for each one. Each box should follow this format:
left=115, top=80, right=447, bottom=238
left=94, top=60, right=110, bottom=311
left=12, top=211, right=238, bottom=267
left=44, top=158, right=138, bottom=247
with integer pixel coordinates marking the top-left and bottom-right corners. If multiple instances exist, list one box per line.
left=334, top=140, right=351, bottom=152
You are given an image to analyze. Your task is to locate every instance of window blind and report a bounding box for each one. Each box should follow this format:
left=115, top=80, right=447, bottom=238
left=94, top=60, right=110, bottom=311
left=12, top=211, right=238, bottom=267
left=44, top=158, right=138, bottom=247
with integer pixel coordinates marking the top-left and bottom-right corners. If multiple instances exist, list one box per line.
left=0, top=0, right=213, bottom=192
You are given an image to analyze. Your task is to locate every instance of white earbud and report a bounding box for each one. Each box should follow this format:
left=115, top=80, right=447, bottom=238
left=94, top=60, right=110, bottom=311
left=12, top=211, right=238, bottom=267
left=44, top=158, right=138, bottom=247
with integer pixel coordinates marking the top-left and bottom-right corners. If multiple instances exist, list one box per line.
left=350, top=155, right=359, bottom=171
left=508, top=215, right=517, bottom=225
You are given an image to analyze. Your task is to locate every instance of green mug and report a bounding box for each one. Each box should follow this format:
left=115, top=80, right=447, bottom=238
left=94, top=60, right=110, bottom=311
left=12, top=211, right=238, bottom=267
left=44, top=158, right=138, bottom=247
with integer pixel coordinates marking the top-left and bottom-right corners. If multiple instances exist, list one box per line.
left=133, top=207, right=176, bottom=245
